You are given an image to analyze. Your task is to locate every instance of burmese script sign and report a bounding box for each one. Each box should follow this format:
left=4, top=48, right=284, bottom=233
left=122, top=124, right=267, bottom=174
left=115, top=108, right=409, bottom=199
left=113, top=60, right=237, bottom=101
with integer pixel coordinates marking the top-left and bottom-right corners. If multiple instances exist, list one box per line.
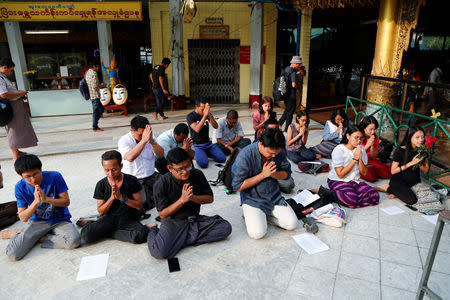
left=0, top=2, right=142, bottom=21
left=199, top=25, right=229, bottom=39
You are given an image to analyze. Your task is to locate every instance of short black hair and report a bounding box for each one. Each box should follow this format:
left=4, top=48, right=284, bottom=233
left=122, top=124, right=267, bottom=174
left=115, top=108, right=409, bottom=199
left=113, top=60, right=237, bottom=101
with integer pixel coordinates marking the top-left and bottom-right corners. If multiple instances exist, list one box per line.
left=259, top=128, right=286, bottom=149
left=101, top=150, right=122, bottom=164
left=295, top=110, right=310, bottom=126
left=14, top=154, right=42, bottom=175
left=195, top=98, right=208, bottom=107
left=359, top=115, right=379, bottom=132
left=162, top=58, right=171, bottom=65
left=130, top=115, right=149, bottom=130
left=174, top=123, right=189, bottom=135
left=341, top=124, right=361, bottom=144
left=0, top=58, right=15, bottom=68
left=167, top=148, right=191, bottom=165
left=88, top=59, right=100, bottom=68
left=264, top=118, right=279, bottom=129
left=330, top=108, right=349, bottom=127
left=226, top=109, right=238, bottom=119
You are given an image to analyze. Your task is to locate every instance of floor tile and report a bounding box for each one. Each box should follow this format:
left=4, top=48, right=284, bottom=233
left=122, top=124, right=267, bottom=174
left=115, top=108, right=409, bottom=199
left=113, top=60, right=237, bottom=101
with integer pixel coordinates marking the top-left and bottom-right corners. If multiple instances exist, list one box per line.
left=333, top=273, right=380, bottom=300
left=418, top=248, right=450, bottom=275
left=427, top=271, right=450, bottom=300
left=380, top=240, right=422, bottom=267
left=381, top=285, right=416, bottom=300
left=298, top=248, right=341, bottom=274
left=381, top=261, right=421, bottom=292
left=345, top=219, right=379, bottom=239
left=284, top=265, right=335, bottom=300
left=379, top=211, right=412, bottom=227
left=342, top=233, right=379, bottom=259
left=337, top=252, right=380, bottom=283
left=379, top=224, right=416, bottom=245
left=414, top=229, right=450, bottom=253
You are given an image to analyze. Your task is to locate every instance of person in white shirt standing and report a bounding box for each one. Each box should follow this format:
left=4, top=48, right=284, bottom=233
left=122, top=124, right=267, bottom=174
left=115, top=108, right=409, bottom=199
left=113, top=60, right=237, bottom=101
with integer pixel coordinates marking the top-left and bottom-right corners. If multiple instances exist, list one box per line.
left=118, top=115, right=164, bottom=210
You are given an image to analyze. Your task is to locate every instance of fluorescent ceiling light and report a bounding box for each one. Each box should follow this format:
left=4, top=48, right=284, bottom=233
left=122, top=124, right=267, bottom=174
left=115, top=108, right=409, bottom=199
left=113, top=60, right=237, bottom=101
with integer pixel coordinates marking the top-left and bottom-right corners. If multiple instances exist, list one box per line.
left=25, top=30, right=69, bottom=34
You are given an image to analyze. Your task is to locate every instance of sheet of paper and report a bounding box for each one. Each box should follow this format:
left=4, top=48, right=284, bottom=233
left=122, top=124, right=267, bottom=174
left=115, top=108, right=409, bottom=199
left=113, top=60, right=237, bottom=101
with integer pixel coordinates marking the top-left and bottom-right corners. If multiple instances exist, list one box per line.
left=299, top=161, right=322, bottom=165
left=292, top=190, right=320, bottom=206
left=76, top=253, right=109, bottom=281
left=422, top=214, right=438, bottom=225
left=381, top=206, right=405, bottom=215
left=60, top=66, right=69, bottom=77
left=292, top=233, right=329, bottom=255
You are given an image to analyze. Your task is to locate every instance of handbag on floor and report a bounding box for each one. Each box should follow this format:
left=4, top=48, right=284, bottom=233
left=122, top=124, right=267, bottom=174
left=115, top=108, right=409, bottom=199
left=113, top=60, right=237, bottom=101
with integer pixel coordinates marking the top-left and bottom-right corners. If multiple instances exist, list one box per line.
left=411, top=183, right=445, bottom=215
left=298, top=161, right=330, bottom=175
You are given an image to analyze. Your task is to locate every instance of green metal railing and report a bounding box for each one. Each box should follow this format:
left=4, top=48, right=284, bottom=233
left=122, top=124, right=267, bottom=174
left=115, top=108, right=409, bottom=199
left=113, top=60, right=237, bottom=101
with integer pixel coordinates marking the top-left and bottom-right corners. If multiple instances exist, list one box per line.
left=345, top=96, right=450, bottom=190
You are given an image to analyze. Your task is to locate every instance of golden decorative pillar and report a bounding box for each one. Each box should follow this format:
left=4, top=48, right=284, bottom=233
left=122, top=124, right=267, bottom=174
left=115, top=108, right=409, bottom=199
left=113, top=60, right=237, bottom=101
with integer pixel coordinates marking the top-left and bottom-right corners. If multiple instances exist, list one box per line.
left=367, top=0, right=424, bottom=105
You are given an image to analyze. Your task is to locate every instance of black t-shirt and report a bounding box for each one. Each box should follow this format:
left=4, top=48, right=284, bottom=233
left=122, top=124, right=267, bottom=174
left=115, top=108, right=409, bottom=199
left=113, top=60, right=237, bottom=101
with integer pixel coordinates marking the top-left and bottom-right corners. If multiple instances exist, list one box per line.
left=284, top=66, right=298, bottom=99
left=391, top=147, right=421, bottom=187
left=93, top=174, right=142, bottom=216
left=187, top=111, right=210, bottom=144
left=152, top=65, right=165, bottom=90
left=153, top=168, right=213, bottom=220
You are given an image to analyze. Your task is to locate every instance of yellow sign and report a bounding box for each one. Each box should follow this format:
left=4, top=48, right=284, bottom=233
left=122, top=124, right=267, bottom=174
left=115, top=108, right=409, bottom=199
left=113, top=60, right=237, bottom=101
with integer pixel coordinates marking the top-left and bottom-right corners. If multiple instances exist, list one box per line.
left=0, top=2, right=142, bottom=21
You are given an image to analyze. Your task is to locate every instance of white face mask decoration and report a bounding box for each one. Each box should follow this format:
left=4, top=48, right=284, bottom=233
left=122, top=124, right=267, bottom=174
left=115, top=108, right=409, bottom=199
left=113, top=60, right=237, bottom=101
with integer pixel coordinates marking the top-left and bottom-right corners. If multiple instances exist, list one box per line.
left=112, top=85, right=128, bottom=105
left=99, top=87, right=111, bottom=106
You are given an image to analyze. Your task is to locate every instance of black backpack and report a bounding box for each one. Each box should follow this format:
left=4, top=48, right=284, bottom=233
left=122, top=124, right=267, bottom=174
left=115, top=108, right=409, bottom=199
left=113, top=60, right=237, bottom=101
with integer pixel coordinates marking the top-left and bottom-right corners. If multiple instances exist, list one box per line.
left=209, top=148, right=240, bottom=194
left=79, top=77, right=90, bottom=100
left=272, top=69, right=295, bottom=102
left=0, top=98, right=13, bottom=126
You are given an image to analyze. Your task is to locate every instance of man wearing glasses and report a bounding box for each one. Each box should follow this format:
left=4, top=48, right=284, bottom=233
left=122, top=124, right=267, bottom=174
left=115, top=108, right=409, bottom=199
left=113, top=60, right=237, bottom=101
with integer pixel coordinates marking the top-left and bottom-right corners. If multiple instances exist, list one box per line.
left=5, top=155, right=80, bottom=261
left=147, top=148, right=232, bottom=259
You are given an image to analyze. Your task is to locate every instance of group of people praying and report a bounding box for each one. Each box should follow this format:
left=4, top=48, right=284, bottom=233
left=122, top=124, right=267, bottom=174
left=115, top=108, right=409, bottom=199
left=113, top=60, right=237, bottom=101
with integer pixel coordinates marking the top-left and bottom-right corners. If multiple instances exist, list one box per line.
left=0, top=97, right=444, bottom=261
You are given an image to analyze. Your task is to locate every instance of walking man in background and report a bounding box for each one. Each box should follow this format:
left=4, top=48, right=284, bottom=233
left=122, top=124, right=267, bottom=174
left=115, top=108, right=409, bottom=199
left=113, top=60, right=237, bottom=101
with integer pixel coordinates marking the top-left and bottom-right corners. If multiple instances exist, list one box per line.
left=150, top=58, right=171, bottom=120
left=85, top=60, right=106, bottom=132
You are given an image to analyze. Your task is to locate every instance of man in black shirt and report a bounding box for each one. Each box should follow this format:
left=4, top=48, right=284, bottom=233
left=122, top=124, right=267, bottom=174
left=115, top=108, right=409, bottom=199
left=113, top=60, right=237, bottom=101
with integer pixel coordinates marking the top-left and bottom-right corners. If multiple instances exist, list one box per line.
left=147, top=148, right=232, bottom=259
left=150, top=57, right=170, bottom=120
left=80, top=150, right=149, bottom=244
left=186, top=98, right=226, bottom=168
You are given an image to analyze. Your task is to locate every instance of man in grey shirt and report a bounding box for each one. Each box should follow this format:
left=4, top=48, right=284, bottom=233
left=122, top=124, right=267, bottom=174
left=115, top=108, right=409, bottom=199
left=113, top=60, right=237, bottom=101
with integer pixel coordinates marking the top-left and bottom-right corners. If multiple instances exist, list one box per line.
left=214, top=109, right=251, bottom=156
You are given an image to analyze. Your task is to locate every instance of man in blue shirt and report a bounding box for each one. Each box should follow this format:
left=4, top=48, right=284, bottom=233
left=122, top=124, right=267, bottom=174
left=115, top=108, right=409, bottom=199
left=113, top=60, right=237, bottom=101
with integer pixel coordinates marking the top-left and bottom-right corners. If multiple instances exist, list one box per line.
left=5, top=154, right=80, bottom=261
left=232, top=128, right=298, bottom=239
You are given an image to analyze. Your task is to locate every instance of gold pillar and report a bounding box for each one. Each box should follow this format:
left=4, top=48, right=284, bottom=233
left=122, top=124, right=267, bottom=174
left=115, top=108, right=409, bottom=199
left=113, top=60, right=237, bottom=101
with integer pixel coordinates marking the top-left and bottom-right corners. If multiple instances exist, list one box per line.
left=367, top=0, right=424, bottom=105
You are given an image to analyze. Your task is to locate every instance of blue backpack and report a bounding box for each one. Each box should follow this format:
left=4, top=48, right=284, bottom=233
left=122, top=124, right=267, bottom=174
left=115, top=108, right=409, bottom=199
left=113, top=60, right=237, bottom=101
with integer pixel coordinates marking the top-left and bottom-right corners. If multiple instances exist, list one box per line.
left=79, top=77, right=90, bottom=100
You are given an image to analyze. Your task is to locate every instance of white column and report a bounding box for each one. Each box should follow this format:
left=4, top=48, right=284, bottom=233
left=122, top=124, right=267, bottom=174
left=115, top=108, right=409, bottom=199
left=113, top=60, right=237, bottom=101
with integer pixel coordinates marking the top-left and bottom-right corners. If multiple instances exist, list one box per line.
left=249, top=2, right=264, bottom=106
left=4, top=22, right=28, bottom=90
left=299, top=8, right=312, bottom=108
left=97, top=21, right=113, bottom=84
left=169, top=0, right=185, bottom=96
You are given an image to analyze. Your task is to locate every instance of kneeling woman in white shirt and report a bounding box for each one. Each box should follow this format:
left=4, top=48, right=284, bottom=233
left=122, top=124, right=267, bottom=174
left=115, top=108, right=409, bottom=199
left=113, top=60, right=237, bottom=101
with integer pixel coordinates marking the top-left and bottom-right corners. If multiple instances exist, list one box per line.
left=327, top=125, right=379, bottom=208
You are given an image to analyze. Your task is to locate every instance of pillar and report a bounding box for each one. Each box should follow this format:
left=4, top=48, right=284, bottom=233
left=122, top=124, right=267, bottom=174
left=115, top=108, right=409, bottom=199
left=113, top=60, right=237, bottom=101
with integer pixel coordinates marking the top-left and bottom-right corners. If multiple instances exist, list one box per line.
left=97, top=21, right=113, bottom=85
left=4, top=22, right=28, bottom=90
left=169, top=0, right=185, bottom=96
left=249, top=2, right=264, bottom=108
left=299, top=8, right=312, bottom=110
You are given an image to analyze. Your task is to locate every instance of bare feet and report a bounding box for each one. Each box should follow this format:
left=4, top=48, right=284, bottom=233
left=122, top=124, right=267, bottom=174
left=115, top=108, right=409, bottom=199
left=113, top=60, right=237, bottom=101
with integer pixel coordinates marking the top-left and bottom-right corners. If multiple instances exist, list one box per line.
left=0, top=228, right=23, bottom=239
left=146, top=223, right=157, bottom=228
left=310, top=188, right=319, bottom=194
left=375, top=183, right=389, bottom=193
left=93, top=128, right=104, bottom=132
left=388, top=194, right=397, bottom=199
left=11, top=149, right=27, bottom=160
left=316, top=154, right=322, bottom=160
left=161, top=116, right=168, bottom=120
left=153, top=112, right=158, bottom=120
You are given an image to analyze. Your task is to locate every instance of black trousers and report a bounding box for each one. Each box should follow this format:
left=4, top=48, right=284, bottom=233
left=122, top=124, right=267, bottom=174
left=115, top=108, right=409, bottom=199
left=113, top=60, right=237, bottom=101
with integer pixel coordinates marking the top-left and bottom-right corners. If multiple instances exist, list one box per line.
left=140, top=172, right=161, bottom=210
left=278, top=95, right=296, bottom=131
left=387, top=176, right=417, bottom=205
left=81, top=213, right=149, bottom=244
left=147, top=215, right=232, bottom=259
left=0, top=201, right=18, bottom=230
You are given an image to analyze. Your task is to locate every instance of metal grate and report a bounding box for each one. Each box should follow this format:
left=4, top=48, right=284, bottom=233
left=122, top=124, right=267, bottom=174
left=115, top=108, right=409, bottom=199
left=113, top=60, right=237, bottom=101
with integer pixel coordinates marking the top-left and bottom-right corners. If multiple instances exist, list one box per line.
left=188, top=39, right=240, bottom=104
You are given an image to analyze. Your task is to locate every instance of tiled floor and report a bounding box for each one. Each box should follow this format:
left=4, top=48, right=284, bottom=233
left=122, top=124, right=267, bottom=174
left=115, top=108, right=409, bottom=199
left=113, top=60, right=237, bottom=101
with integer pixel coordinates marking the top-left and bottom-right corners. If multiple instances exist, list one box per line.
left=0, top=105, right=448, bottom=299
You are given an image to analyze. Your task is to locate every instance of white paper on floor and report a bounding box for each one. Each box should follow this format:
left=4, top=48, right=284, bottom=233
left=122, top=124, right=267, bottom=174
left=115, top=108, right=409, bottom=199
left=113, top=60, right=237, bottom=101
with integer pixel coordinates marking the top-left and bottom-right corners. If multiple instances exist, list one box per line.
left=76, top=253, right=109, bottom=281
left=381, top=206, right=405, bottom=215
left=422, top=214, right=439, bottom=225
left=293, top=190, right=320, bottom=206
left=292, top=233, right=329, bottom=255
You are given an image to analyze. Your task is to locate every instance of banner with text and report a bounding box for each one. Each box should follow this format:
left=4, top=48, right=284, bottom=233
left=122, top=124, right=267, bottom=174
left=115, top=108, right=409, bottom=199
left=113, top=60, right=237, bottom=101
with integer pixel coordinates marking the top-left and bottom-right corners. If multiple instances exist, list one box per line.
left=0, top=2, right=142, bottom=21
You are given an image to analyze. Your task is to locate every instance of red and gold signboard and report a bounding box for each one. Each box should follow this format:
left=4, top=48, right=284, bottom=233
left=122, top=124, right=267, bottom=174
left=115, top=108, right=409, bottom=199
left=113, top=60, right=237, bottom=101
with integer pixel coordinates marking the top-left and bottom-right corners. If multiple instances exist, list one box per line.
left=0, top=2, right=142, bottom=21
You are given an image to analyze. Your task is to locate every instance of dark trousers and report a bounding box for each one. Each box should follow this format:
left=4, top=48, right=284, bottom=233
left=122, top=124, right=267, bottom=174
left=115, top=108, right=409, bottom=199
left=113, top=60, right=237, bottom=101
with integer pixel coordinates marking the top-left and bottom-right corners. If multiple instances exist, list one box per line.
left=81, top=213, right=149, bottom=244
left=0, top=201, right=18, bottom=230
left=278, top=96, right=296, bottom=132
left=153, top=88, right=167, bottom=117
left=387, top=176, right=417, bottom=205
left=91, top=98, right=104, bottom=130
left=286, top=147, right=317, bottom=164
left=139, top=172, right=161, bottom=210
left=214, top=138, right=252, bottom=156
left=155, top=156, right=169, bottom=175
left=147, top=215, right=232, bottom=259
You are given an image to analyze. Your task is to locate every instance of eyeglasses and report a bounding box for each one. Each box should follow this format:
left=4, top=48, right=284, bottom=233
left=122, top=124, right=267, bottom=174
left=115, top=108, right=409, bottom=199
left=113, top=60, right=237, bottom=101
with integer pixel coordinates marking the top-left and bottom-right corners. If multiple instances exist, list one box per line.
left=23, top=171, right=41, bottom=180
left=170, top=165, right=192, bottom=173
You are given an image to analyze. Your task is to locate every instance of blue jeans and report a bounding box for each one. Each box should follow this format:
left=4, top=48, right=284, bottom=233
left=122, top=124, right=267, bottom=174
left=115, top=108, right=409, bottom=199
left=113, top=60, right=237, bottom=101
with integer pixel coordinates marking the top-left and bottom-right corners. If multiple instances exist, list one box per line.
left=152, top=88, right=166, bottom=117
left=286, top=147, right=316, bottom=164
left=91, top=98, right=104, bottom=130
left=193, top=141, right=226, bottom=168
